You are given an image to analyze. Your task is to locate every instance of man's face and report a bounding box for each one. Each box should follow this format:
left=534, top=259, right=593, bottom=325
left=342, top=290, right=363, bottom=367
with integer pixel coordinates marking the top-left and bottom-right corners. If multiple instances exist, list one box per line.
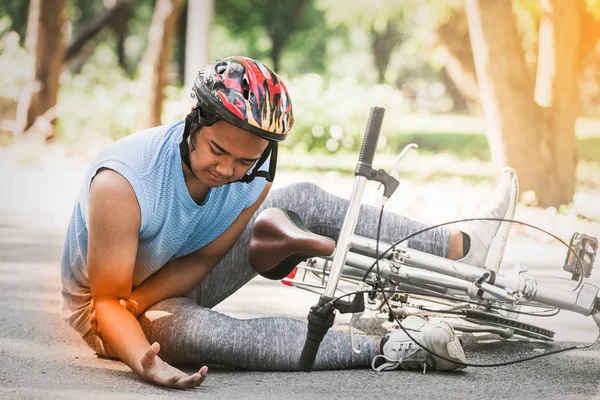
left=188, top=120, right=269, bottom=188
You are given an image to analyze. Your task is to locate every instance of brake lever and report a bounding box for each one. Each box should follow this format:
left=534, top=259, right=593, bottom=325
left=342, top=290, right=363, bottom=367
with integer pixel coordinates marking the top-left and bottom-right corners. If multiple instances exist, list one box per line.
left=391, top=143, right=418, bottom=181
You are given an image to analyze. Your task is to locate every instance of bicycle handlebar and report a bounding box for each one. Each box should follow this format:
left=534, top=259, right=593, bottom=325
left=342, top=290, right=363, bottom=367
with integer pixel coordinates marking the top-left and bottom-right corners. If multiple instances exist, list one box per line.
left=299, top=106, right=385, bottom=372
left=357, top=106, right=385, bottom=169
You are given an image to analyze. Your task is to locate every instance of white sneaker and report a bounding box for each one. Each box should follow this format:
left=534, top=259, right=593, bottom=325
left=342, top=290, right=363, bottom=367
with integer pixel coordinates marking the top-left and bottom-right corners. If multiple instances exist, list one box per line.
left=372, top=316, right=467, bottom=372
left=458, top=167, right=519, bottom=271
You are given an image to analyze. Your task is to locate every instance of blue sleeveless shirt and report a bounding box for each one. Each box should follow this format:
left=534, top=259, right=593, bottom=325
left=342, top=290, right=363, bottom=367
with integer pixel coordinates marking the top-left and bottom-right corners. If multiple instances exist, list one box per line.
left=60, top=121, right=268, bottom=335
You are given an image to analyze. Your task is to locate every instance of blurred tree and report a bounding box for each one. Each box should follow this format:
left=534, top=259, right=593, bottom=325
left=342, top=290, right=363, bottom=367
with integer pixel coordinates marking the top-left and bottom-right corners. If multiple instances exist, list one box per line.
left=15, top=0, right=65, bottom=139
left=214, top=0, right=322, bottom=72
left=466, top=0, right=600, bottom=207
left=140, top=0, right=187, bottom=128
left=370, top=18, right=403, bottom=83
left=318, top=0, right=458, bottom=84
left=184, top=0, right=213, bottom=88
left=65, top=0, right=134, bottom=75
left=0, top=0, right=29, bottom=45
left=176, top=3, right=188, bottom=85
left=433, top=10, right=480, bottom=111
left=68, top=0, right=103, bottom=32
left=319, top=0, right=407, bottom=83
left=0, top=0, right=30, bottom=43
left=175, top=0, right=215, bottom=87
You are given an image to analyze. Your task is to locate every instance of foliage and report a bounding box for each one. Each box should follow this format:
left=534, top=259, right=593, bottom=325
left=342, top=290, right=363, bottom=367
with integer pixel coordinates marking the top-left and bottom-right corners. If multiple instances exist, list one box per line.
left=66, top=0, right=104, bottom=32
left=280, top=73, right=467, bottom=155
left=511, top=0, right=542, bottom=65
left=317, top=0, right=461, bottom=83
left=0, top=31, right=33, bottom=100
left=3, top=0, right=600, bottom=153
left=65, top=0, right=155, bottom=75
left=586, top=0, right=600, bottom=20
left=0, top=0, right=29, bottom=43
left=213, top=0, right=329, bottom=72
left=57, top=43, right=146, bottom=142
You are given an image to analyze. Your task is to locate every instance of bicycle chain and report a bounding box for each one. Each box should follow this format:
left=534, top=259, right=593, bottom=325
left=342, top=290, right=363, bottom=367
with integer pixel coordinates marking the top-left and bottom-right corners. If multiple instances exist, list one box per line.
left=464, top=309, right=555, bottom=340
left=387, top=301, right=555, bottom=340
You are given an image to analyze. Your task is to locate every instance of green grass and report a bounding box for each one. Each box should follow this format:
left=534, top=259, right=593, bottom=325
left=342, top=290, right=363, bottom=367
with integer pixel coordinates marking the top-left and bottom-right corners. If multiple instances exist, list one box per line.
left=279, top=129, right=600, bottom=188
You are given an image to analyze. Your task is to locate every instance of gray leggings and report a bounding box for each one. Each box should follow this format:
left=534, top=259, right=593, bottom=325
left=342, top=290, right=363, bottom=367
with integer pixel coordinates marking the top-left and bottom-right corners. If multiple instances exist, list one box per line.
left=138, top=182, right=449, bottom=370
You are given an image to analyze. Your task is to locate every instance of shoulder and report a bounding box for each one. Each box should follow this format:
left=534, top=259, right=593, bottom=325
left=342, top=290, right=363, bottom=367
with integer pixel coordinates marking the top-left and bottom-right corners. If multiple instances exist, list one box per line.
left=88, top=169, right=142, bottom=237
left=89, top=169, right=140, bottom=215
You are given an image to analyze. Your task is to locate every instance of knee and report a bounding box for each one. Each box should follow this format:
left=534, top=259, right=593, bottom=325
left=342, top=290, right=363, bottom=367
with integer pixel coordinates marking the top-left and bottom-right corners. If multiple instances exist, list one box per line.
left=287, top=182, right=321, bottom=194
left=139, top=297, right=197, bottom=333
left=265, top=182, right=323, bottom=207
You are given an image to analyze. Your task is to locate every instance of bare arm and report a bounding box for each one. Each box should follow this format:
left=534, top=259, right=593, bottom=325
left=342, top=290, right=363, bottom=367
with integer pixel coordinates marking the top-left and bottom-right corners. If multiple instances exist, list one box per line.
left=128, top=182, right=272, bottom=316
left=87, top=169, right=206, bottom=388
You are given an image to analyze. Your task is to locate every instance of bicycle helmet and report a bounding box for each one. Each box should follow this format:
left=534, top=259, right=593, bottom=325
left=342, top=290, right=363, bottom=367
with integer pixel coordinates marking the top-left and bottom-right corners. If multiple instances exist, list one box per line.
left=181, top=56, right=294, bottom=183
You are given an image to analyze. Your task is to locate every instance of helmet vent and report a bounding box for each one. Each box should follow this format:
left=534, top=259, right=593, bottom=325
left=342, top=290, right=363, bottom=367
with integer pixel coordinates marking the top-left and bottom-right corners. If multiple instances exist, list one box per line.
left=216, top=62, right=227, bottom=76
left=242, top=77, right=250, bottom=100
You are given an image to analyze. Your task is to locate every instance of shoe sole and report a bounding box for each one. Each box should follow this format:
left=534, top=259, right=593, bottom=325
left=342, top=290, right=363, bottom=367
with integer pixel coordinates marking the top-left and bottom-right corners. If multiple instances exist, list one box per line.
left=484, top=167, right=519, bottom=272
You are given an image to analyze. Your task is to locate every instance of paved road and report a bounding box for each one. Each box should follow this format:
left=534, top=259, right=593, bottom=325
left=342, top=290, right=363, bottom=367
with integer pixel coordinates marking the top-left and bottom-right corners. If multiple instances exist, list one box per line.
left=1, top=219, right=600, bottom=400
left=1, top=149, right=600, bottom=399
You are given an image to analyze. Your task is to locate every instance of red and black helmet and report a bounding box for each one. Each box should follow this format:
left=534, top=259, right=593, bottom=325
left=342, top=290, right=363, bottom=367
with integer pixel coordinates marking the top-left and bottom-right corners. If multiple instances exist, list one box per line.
left=181, top=56, right=294, bottom=183
left=191, top=56, right=294, bottom=142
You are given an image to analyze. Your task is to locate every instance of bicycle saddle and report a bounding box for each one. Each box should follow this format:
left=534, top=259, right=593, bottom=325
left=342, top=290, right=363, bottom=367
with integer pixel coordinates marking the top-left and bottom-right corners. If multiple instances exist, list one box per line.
left=249, top=208, right=335, bottom=280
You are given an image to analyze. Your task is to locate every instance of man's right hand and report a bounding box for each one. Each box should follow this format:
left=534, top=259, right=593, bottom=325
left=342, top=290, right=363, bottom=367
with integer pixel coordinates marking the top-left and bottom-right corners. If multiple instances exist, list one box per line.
left=140, top=342, right=208, bottom=389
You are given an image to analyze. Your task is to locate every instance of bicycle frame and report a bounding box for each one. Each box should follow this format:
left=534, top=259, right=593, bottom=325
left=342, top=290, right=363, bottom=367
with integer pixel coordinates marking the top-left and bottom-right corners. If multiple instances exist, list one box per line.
left=332, top=235, right=599, bottom=317
left=297, top=106, right=600, bottom=372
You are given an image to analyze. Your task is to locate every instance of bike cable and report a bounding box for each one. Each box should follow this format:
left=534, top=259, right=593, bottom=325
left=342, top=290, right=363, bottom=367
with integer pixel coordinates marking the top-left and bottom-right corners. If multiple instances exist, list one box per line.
left=361, top=216, right=588, bottom=292
left=333, top=203, right=599, bottom=368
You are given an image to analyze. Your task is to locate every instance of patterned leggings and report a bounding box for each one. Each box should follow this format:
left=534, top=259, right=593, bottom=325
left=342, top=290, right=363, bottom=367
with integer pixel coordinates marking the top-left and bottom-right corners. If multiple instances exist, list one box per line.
left=135, top=182, right=450, bottom=370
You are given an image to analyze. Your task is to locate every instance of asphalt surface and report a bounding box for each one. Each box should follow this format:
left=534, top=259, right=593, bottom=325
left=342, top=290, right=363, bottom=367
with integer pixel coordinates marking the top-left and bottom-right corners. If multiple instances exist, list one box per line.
left=1, top=148, right=600, bottom=399
left=1, top=222, right=600, bottom=400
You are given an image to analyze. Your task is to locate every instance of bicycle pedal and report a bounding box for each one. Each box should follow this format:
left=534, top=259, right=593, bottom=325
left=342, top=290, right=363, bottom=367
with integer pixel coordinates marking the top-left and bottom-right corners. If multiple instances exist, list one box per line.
left=563, top=233, right=598, bottom=280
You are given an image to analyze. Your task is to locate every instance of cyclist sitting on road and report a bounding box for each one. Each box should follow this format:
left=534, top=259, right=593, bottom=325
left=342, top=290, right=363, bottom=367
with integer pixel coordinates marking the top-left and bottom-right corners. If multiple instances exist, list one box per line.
left=60, top=56, right=517, bottom=389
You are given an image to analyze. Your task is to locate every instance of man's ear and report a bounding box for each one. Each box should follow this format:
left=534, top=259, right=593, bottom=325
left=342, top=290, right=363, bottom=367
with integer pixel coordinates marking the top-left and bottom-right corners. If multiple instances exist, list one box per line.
left=188, top=126, right=201, bottom=151
left=187, top=129, right=195, bottom=151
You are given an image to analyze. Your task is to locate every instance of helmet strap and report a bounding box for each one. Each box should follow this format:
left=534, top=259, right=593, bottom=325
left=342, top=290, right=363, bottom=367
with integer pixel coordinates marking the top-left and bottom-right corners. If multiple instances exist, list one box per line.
left=236, top=142, right=278, bottom=183
left=181, top=106, right=278, bottom=184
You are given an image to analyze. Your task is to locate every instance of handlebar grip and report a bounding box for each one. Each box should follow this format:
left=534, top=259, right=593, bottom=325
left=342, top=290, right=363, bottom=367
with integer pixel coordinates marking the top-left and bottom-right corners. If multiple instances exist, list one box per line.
left=357, top=106, right=385, bottom=168
left=298, top=336, right=322, bottom=372
left=299, top=304, right=336, bottom=371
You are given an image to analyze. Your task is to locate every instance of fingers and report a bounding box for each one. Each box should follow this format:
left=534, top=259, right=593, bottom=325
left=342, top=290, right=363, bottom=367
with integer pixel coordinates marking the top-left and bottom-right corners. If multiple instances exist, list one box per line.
left=90, top=309, right=98, bottom=335
left=119, top=299, right=140, bottom=318
left=140, top=344, right=208, bottom=390
left=172, top=367, right=208, bottom=389
left=194, top=366, right=208, bottom=387
left=140, top=342, right=160, bottom=370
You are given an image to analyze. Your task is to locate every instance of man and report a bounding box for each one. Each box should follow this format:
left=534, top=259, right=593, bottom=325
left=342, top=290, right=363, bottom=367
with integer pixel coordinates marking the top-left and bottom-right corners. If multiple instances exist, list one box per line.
left=61, top=56, right=517, bottom=389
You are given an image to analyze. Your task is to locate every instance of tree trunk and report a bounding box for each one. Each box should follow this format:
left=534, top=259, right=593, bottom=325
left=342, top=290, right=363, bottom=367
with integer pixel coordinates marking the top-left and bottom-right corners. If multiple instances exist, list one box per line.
left=371, top=20, right=402, bottom=84
left=177, top=4, right=187, bottom=86
left=435, top=10, right=480, bottom=109
left=532, top=0, right=583, bottom=206
left=265, top=0, right=308, bottom=73
left=140, top=0, right=187, bottom=128
left=15, top=0, right=65, bottom=139
left=440, top=66, right=469, bottom=113
left=184, top=0, right=213, bottom=90
left=65, top=0, right=133, bottom=62
left=465, top=0, right=583, bottom=207
left=270, top=37, right=284, bottom=72
left=108, top=1, right=135, bottom=76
